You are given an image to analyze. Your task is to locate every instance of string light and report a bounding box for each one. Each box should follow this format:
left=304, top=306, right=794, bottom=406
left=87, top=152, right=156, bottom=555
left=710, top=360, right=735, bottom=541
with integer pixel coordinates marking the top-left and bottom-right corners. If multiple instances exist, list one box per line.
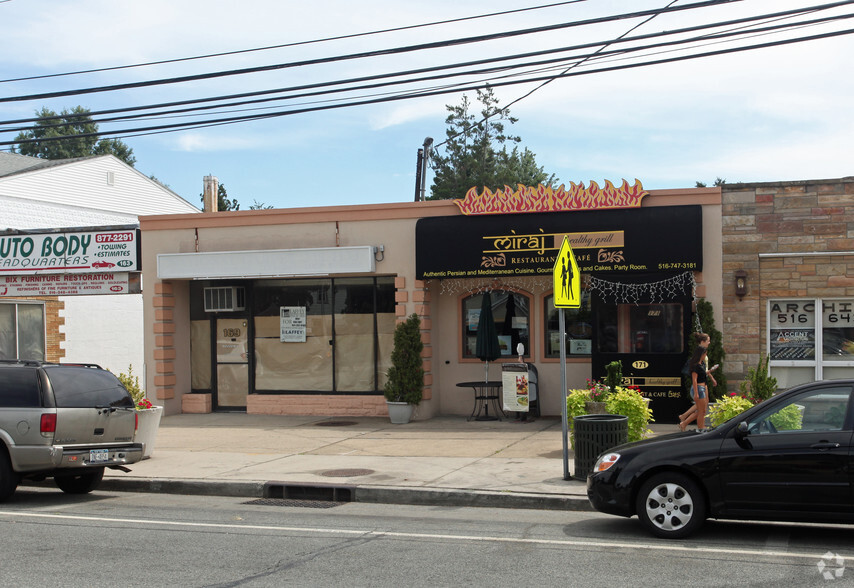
left=587, top=271, right=695, bottom=304
left=431, top=276, right=552, bottom=296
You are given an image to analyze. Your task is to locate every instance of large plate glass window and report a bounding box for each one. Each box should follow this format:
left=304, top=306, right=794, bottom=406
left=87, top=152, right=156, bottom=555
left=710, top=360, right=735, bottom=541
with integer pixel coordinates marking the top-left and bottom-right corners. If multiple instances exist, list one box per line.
left=544, top=290, right=592, bottom=357
left=767, top=298, right=854, bottom=385
left=462, top=290, right=530, bottom=359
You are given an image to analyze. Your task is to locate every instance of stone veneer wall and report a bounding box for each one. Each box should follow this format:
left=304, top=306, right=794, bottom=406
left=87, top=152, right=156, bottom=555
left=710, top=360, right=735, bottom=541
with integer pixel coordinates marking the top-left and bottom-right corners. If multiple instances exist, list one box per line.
left=721, top=177, right=854, bottom=389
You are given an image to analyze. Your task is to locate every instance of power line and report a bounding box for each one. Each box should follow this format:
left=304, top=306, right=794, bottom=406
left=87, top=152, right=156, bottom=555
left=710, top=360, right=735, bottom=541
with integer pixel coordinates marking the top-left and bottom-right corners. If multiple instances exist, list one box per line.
left=0, top=1, right=591, bottom=84
left=4, top=1, right=842, bottom=132
left=4, top=25, right=852, bottom=148
left=0, top=0, right=742, bottom=104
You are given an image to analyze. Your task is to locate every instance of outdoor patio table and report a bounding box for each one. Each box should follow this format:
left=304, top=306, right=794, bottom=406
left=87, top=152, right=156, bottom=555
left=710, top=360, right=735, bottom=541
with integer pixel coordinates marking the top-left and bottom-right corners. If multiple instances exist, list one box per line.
left=456, top=381, right=504, bottom=421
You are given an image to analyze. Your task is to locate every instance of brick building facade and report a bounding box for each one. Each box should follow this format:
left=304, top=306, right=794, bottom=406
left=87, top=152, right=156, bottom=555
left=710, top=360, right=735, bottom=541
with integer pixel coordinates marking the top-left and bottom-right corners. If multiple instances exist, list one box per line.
left=721, top=176, right=854, bottom=391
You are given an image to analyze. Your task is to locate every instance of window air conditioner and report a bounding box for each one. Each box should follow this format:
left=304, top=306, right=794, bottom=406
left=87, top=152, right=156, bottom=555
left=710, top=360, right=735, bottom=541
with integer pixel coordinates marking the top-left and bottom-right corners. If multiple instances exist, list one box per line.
left=203, top=287, right=246, bottom=312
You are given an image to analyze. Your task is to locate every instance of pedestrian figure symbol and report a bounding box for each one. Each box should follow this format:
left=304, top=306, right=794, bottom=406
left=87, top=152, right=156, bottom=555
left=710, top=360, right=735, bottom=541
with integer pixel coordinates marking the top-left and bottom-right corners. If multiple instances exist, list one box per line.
left=553, top=236, right=580, bottom=308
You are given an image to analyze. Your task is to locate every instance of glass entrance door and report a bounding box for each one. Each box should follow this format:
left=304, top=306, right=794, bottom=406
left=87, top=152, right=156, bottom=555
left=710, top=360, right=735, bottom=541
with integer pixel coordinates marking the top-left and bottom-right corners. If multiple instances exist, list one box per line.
left=592, top=300, right=690, bottom=423
left=216, top=318, right=249, bottom=409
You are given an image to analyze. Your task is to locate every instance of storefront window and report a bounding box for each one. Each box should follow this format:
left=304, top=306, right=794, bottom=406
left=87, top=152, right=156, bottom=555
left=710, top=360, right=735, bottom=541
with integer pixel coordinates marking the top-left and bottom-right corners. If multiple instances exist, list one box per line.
left=0, top=302, right=45, bottom=360
left=253, top=277, right=394, bottom=393
left=462, top=290, right=530, bottom=358
left=595, top=303, right=683, bottom=354
left=544, top=291, right=592, bottom=357
left=333, top=277, right=395, bottom=392
left=768, top=298, right=854, bottom=385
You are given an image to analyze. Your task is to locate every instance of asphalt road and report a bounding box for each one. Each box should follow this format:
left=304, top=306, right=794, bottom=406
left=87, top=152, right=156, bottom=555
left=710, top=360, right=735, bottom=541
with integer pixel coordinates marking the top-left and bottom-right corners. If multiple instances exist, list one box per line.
left=0, top=488, right=851, bottom=587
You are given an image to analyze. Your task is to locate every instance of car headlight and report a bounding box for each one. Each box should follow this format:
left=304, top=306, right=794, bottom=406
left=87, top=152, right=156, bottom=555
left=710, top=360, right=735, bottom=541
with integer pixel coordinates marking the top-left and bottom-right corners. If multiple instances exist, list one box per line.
left=592, top=452, right=620, bottom=473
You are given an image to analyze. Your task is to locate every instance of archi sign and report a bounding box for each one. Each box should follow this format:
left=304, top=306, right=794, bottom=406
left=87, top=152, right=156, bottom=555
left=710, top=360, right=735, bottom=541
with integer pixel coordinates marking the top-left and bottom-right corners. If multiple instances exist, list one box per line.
left=415, top=205, right=702, bottom=280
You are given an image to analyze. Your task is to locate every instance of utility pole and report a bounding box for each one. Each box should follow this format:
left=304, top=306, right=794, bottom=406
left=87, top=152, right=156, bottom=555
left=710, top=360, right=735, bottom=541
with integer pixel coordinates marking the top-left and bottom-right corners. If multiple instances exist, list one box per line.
left=414, top=137, right=433, bottom=201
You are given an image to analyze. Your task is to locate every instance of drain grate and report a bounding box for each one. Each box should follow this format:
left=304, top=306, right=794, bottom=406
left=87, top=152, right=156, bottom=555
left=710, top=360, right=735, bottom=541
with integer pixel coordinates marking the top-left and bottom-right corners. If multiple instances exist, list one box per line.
left=314, top=420, right=358, bottom=427
left=244, top=498, right=343, bottom=509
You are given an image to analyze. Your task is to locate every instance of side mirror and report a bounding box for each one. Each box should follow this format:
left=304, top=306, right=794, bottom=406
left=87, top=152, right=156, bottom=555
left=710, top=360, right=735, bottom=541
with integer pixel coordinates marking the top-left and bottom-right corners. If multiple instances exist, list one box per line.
left=734, top=421, right=752, bottom=449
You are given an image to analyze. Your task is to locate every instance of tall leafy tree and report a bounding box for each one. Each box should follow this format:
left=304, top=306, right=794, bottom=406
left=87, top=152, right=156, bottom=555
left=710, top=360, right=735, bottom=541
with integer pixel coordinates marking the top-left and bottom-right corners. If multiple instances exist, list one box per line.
left=12, top=106, right=136, bottom=166
left=428, top=86, right=557, bottom=200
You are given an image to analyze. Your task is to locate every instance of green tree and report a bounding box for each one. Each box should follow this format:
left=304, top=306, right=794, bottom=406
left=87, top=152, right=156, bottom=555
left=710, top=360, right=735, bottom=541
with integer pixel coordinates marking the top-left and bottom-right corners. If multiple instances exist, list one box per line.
left=12, top=106, right=136, bottom=166
left=428, top=86, right=556, bottom=200
left=695, top=177, right=726, bottom=187
left=199, top=183, right=240, bottom=211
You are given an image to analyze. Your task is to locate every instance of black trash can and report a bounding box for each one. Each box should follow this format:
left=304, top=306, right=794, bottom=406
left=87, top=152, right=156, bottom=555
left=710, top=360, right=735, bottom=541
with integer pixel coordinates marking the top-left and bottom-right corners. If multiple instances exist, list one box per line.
left=573, top=414, right=628, bottom=480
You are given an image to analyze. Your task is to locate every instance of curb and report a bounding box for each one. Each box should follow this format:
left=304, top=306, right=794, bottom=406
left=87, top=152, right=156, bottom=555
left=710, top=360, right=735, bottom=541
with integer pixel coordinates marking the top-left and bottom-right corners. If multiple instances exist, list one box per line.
left=96, top=478, right=593, bottom=511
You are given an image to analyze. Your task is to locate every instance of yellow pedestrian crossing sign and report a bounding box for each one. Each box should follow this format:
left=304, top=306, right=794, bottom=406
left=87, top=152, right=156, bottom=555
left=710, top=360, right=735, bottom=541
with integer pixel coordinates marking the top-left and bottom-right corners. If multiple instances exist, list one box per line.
left=553, top=236, right=580, bottom=308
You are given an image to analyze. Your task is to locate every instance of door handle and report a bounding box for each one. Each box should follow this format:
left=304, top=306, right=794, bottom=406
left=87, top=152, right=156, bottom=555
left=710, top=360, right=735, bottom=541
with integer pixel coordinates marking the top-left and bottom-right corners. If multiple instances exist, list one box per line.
left=810, top=442, right=840, bottom=450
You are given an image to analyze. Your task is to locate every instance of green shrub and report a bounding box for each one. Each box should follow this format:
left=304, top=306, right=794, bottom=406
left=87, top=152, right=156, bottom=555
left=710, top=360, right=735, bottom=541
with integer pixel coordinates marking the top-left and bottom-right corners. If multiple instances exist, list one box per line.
left=769, top=404, right=803, bottom=431
left=566, top=386, right=653, bottom=444
left=605, top=388, right=654, bottom=442
left=740, top=354, right=777, bottom=402
left=383, top=314, right=424, bottom=405
left=695, top=298, right=727, bottom=398
left=115, top=364, right=145, bottom=405
left=708, top=394, right=753, bottom=428
left=604, top=360, right=623, bottom=394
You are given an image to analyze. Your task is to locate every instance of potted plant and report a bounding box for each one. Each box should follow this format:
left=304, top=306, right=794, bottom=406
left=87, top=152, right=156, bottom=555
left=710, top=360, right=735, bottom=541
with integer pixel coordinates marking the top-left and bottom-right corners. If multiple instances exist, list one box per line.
left=739, top=353, right=777, bottom=403
left=383, top=313, right=424, bottom=424
left=566, top=381, right=653, bottom=445
left=117, top=365, right=162, bottom=459
left=708, top=393, right=754, bottom=428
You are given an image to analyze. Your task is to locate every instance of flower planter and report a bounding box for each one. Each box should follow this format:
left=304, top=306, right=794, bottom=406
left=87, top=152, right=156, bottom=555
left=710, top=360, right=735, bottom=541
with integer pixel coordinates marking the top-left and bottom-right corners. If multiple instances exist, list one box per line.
left=386, top=401, right=414, bottom=424
left=585, top=401, right=608, bottom=414
left=135, top=406, right=163, bottom=458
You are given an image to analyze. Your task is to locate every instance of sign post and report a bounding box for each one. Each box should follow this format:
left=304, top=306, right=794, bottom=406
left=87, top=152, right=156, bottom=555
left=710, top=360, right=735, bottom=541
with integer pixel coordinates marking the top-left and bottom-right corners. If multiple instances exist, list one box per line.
left=553, top=236, right=581, bottom=480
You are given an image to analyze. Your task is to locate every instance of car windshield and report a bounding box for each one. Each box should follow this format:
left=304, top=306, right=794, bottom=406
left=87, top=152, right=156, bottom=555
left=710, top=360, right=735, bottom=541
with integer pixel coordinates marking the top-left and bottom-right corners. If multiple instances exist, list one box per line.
left=45, top=367, right=134, bottom=408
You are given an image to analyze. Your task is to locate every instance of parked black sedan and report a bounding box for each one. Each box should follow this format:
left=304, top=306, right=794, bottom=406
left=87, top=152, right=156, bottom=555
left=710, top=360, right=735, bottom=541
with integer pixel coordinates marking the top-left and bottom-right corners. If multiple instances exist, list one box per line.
left=587, top=379, right=854, bottom=538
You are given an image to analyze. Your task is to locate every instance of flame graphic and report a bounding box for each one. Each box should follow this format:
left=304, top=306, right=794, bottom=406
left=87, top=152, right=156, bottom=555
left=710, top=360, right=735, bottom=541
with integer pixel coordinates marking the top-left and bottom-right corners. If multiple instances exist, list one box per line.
left=453, top=180, right=648, bottom=215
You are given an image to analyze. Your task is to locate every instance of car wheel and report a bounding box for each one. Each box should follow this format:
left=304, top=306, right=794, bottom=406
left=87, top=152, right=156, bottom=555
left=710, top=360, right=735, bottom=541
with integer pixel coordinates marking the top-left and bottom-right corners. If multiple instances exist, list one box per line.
left=0, top=449, right=20, bottom=502
left=54, top=468, right=105, bottom=494
left=635, top=472, right=706, bottom=539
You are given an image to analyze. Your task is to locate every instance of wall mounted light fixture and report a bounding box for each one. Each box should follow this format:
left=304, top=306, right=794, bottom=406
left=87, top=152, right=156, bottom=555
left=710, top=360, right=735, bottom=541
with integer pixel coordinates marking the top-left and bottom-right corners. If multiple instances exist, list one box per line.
left=734, top=269, right=748, bottom=299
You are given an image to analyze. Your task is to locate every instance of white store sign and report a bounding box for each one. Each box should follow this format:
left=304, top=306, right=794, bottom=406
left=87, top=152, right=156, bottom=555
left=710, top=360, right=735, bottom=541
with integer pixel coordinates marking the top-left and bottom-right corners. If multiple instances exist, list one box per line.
left=0, top=229, right=140, bottom=275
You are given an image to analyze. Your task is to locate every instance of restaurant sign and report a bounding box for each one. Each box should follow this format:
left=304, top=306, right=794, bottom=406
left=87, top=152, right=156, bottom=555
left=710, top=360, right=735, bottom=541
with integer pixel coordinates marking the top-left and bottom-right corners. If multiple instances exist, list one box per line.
left=0, top=228, right=140, bottom=275
left=415, top=205, right=702, bottom=279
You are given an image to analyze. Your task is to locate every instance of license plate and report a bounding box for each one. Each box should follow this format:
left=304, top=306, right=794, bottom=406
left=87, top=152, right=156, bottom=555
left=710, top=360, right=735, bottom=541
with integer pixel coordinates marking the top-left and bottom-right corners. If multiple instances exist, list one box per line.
left=89, top=449, right=109, bottom=463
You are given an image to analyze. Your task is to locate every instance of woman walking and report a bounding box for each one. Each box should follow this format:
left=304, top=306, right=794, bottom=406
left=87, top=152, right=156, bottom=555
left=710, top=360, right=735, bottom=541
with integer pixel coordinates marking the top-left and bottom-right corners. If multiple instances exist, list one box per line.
left=679, top=343, right=711, bottom=432
left=678, top=333, right=717, bottom=430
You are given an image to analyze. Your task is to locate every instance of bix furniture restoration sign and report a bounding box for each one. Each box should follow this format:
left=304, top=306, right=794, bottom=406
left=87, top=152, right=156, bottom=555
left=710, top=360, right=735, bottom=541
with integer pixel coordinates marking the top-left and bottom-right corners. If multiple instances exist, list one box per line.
left=0, top=228, right=140, bottom=275
left=0, top=272, right=139, bottom=296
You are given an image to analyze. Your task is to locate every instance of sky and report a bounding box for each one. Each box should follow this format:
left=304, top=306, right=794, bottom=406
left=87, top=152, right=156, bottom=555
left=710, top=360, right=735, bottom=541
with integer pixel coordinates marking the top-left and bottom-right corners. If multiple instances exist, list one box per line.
left=1, top=0, right=852, bottom=210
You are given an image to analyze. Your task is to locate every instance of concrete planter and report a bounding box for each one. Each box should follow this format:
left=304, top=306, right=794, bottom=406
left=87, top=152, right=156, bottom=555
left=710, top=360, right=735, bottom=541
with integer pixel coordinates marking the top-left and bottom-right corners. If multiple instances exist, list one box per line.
left=386, top=401, right=414, bottom=424
left=135, top=406, right=163, bottom=458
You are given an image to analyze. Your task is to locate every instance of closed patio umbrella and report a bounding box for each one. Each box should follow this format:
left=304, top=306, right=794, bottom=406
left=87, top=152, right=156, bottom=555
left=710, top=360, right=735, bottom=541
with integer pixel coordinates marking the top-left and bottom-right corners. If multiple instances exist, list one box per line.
left=475, top=290, right=501, bottom=383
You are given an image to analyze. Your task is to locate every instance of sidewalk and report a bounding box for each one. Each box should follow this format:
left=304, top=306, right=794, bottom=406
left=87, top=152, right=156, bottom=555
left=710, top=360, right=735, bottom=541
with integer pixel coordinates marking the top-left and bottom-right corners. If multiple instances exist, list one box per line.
left=95, top=413, right=678, bottom=511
